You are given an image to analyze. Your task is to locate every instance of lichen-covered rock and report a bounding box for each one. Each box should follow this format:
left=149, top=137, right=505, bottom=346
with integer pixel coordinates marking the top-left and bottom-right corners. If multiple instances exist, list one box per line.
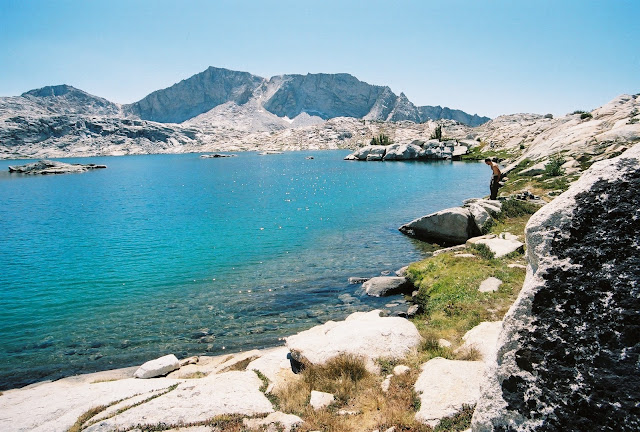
left=472, top=144, right=640, bottom=431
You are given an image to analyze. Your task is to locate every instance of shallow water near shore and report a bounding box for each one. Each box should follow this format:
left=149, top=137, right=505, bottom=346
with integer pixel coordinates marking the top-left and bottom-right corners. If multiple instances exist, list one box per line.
left=0, top=150, right=488, bottom=390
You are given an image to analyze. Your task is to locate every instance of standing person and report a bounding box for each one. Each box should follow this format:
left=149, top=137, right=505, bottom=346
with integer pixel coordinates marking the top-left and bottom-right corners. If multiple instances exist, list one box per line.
left=485, top=158, right=502, bottom=200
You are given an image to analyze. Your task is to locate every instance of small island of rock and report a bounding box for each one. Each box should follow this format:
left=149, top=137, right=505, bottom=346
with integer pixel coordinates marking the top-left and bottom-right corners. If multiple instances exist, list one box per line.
left=8, top=160, right=107, bottom=175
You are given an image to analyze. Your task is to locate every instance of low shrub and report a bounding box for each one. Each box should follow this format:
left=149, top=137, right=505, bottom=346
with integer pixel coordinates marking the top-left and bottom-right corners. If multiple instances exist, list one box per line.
left=544, top=154, right=566, bottom=177
left=499, top=199, right=540, bottom=218
left=431, top=125, right=443, bottom=141
left=472, top=243, right=495, bottom=260
left=580, top=112, right=593, bottom=120
left=434, top=404, right=476, bottom=431
left=370, top=134, right=392, bottom=146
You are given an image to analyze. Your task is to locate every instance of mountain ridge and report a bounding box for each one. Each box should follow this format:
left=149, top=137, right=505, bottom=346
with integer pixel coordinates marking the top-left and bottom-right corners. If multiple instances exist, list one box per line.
left=5, top=67, right=490, bottom=127
left=122, top=66, right=490, bottom=126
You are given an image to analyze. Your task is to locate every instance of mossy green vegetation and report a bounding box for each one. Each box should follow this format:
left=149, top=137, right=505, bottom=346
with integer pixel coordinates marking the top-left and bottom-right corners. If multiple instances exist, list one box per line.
left=434, top=404, right=476, bottom=432
left=370, top=133, right=392, bottom=146
left=407, top=251, right=526, bottom=341
left=544, top=154, right=566, bottom=177
left=462, top=143, right=515, bottom=161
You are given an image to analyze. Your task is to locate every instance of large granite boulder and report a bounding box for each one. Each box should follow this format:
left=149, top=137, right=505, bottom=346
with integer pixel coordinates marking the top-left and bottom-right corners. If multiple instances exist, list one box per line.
left=285, top=310, right=422, bottom=371
left=362, top=276, right=412, bottom=297
left=399, top=206, right=481, bottom=245
left=133, top=354, right=180, bottom=379
left=472, top=144, right=640, bottom=431
left=345, top=145, right=386, bottom=161
left=382, top=143, right=424, bottom=160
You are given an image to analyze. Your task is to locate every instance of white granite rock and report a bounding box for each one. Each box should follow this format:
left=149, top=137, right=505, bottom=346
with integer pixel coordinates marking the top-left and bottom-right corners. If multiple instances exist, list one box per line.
left=438, top=339, right=452, bottom=348
left=467, top=235, right=524, bottom=258
left=243, top=411, right=303, bottom=432
left=399, top=206, right=479, bottom=244
left=0, top=375, right=180, bottom=432
left=383, top=143, right=423, bottom=160
left=456, top=321, right=503, bottom=363
left=134, top=354, right=181, bottom=379
left=286, top=310, right=422, bottom=371
left=414, top=358, right=485, bottom=426
left=463, top=198, right=502, bottom=215
left=85, top=371, right=273, bottom=431
left=310, top=390, right=335, bottom=410
left=478, top=277, right=503, bottom=293
left=363, top=276, right=411, bottom=297
left=246, top=346, right=295, bottom=391
left=393, top=365, right=411, bottom=375
left=467, top=203, right=493, bottom=232
left=381, top=374, right=393, bottom=392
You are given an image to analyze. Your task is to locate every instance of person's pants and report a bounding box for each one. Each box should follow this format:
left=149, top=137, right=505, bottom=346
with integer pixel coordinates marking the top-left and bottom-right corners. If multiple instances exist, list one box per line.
left=490, top=177, right=500, bottom=200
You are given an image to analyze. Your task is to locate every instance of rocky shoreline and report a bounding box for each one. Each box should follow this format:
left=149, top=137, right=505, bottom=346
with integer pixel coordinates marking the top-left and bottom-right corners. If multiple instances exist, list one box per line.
left=2, top=90, right=639, bottom=430
left=2, top=144, right=639, bottom=431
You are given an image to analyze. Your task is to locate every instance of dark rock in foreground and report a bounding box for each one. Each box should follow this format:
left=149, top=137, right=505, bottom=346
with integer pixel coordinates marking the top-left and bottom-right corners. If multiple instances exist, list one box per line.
left=473, top=144, right=640, bottom=431
left=8, top=160, right=107, bottom=175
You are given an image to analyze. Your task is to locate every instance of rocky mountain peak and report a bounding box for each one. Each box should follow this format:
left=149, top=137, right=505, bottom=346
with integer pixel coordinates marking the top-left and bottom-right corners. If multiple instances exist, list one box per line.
left=20, top=84, right=121, bottom=116
left=22, top=84, right=79, bottom=98
left=124, top=66, right=265, bottom=123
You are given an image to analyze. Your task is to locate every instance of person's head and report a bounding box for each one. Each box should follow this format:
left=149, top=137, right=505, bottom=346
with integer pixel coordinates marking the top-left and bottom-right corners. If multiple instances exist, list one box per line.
left=484, top=158, right=492, bottom=164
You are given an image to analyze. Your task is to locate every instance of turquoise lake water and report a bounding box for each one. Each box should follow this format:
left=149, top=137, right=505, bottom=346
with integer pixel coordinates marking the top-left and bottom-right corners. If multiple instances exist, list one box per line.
left=0, top=151, right=489, bottom=390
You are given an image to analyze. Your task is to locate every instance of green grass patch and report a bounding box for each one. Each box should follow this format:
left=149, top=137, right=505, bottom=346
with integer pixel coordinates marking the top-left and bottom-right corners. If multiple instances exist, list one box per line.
left=471, top=243, right=495, bottom=260
left=181, top=371, right=207, bottom=379
left=407, top=252, right=525, bottom=338
left=434, top=404, right=476, bottom=431
left=499, top=199, right=540, bottom=219
left=461, top=143, right=515, bottom=161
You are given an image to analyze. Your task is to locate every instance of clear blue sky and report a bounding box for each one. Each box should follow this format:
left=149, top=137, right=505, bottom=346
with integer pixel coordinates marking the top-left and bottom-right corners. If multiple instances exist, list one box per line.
left=1, top=0, right=638, bottom=118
